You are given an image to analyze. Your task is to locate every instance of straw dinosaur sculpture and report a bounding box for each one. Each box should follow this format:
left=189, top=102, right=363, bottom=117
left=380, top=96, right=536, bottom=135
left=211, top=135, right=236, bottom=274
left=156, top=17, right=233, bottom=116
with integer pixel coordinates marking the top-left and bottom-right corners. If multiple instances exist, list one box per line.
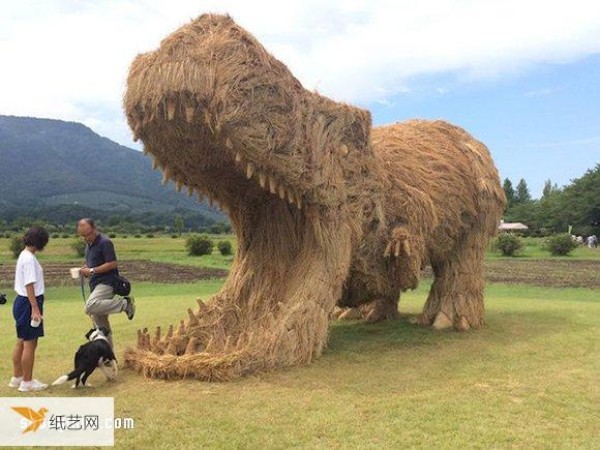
left=123, top=14, right=505, bottom=380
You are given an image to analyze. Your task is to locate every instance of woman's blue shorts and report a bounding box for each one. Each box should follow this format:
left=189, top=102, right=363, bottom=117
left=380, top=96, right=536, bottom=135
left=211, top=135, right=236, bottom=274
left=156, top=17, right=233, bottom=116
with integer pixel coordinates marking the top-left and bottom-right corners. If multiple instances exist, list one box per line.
left=13, top=295, right=44, bottom=341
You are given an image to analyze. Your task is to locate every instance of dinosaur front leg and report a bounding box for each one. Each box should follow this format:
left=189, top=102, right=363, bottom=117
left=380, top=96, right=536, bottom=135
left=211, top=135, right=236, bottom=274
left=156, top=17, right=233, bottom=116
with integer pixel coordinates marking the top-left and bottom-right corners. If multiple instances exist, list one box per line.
left=337, top=225, right=422, bottom=323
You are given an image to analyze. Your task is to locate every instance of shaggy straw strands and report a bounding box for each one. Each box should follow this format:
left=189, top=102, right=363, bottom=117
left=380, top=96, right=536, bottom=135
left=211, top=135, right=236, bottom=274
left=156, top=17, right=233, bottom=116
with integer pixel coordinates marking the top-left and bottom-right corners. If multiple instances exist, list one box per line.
left=123, top=14, right=505, bottom=381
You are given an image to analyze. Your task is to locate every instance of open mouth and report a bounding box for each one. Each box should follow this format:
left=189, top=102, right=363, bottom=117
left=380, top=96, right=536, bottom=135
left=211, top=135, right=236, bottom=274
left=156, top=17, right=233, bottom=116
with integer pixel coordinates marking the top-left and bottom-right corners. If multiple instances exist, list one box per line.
left=127, top=93, right=305, bottom=213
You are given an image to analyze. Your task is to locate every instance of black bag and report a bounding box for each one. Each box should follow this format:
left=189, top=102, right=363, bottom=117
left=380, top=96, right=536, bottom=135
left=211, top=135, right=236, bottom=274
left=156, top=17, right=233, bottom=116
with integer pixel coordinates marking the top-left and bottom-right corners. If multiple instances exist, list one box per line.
left=112, top=275, right=131, bottom=296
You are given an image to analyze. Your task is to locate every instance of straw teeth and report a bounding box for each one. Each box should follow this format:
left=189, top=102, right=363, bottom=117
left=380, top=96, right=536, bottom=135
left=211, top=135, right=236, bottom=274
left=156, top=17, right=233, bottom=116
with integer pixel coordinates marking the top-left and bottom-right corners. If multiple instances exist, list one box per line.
left=161, top=167, right=172, bottom=185
left=166, top=100, right=176, bottom=120
left=246, top=162, right=255, bottom=179
left=231, top=152, right=304, bottom=209
left=185, top=105, right=195, bottom=123
left=134, top=94, right=306, bottom=210
left=269, top=177, right=277, bottom=194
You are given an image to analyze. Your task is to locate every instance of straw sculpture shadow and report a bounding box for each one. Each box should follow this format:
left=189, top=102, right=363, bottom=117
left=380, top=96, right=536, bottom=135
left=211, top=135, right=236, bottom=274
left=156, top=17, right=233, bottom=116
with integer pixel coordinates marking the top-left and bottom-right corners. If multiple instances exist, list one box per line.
left=123, top=14, right=506, bottom=381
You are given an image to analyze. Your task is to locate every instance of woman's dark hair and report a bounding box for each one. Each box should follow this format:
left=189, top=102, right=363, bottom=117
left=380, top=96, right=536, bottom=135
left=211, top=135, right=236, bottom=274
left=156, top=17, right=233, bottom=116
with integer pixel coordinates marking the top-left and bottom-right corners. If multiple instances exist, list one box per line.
left=23, top=226, right=50, bottom=251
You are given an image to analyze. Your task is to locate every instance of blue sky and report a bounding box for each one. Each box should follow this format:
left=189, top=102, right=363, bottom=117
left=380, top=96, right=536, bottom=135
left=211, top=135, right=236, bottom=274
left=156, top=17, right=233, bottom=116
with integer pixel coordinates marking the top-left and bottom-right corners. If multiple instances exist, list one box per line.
left=366, top=55, right=600, bottom=197
left=1, top=0, right=599, bottom=198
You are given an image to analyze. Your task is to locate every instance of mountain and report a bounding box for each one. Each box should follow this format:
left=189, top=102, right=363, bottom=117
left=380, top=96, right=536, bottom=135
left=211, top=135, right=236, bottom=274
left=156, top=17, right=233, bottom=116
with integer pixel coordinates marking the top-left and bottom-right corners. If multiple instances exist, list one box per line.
left=0, top=115, right=226, bottom=227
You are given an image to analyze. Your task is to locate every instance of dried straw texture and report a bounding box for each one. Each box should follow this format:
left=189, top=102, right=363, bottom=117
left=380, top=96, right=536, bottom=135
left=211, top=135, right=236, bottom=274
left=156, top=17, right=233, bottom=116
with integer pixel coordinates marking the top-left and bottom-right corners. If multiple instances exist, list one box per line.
left=340, top=120, right=506, bottom=329
left=122, top=14, right=505, bottom=381
left=123, top=14, right=381, bottom=381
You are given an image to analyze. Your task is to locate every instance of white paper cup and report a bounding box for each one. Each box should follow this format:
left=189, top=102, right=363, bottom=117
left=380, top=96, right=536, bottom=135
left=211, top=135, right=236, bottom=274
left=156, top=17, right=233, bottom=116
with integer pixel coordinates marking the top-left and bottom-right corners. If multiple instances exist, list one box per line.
left=30, top=318, right=42, bottom=328
left=70, top=267, right=81, bottom=279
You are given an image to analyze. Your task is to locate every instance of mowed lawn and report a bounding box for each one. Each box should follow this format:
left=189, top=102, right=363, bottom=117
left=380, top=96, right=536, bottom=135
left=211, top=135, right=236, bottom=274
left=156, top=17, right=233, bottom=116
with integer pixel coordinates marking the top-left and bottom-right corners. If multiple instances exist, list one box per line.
left=0, top=278, right=599, bottom=448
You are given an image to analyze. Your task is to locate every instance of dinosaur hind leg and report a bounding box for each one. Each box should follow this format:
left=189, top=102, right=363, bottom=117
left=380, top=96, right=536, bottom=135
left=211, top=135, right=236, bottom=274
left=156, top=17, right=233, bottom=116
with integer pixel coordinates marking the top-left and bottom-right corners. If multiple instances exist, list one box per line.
left=420, top=230, right=487, bottom=331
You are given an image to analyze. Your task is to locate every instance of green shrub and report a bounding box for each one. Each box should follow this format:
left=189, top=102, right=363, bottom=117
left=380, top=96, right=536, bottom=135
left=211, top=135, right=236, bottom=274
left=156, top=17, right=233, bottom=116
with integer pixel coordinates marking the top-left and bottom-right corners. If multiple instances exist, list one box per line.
left=52, top=234, right=60, bottom=239
left=146, top=234, right=154, bottom=238
left=61, top=233, right=70, bottom=238
left=545, top=233, right=578, bottom=256
left=493, top=233, right=523, bottom=257
left=108, top=233, right=117, bottom=239
left=10, top=236, right=25, bottom=258
left=217, top=240, right=233, bottom=256
left=134, top=234, right=142, bottom=238
left=171, top=234, right=178, bottom=239
left=186, top=235, right=214, bottom=256
left=71, top=239, right=86, bottom=257
left=122, top=235, right=128, bottom=239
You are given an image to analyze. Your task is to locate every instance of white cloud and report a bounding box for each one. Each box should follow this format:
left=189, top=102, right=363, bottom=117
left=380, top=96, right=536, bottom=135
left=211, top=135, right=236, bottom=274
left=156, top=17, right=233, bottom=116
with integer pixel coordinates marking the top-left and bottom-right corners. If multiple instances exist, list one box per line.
left=1, top=0, right=600, bottom=146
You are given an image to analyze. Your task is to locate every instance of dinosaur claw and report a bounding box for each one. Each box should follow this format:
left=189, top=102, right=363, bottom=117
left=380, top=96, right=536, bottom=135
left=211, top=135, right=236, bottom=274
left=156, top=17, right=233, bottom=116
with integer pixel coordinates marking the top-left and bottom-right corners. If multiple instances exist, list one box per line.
left=384, top=241, right=392, bottom=258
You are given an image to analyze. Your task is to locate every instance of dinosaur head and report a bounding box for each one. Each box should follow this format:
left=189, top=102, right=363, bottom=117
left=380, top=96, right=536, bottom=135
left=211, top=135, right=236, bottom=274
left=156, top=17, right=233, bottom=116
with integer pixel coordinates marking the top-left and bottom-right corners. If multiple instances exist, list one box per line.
left=123, top=14, right=375, bottom=220
left=122, top=14, right=391, bottom=380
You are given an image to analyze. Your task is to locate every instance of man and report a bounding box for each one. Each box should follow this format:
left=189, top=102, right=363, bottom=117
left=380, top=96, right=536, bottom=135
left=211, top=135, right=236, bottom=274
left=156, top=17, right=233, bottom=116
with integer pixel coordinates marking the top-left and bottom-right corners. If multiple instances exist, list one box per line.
left=77, top=218, right=135, bottom=347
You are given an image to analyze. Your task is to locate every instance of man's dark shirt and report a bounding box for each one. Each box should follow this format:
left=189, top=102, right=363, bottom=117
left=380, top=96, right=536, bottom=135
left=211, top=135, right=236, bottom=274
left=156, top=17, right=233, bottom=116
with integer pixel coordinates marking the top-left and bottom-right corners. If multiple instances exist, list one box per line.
left=85, top=234, right=119, bottom=291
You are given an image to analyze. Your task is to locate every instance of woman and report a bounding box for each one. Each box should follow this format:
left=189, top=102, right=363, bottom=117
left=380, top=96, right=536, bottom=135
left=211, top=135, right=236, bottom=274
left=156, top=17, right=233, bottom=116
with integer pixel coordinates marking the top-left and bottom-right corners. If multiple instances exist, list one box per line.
left=8, top=226, right=50, bottom=392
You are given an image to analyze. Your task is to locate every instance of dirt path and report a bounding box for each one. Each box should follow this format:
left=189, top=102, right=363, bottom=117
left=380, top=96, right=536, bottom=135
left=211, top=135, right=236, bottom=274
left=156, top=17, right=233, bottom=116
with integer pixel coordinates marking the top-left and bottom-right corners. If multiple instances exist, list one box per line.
left=482, top=259, right=600, bottom=289
left=419, top=259, right=600, bottom=289
left=0, top=259, right=598, bottom=289
left=0, top=260, right=228, bottom=287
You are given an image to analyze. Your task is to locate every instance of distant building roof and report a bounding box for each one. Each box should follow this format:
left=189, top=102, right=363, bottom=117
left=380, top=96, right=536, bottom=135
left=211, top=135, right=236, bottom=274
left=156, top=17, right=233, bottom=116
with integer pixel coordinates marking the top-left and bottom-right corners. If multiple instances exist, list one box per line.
left=499, top=221, right=529, bottom=231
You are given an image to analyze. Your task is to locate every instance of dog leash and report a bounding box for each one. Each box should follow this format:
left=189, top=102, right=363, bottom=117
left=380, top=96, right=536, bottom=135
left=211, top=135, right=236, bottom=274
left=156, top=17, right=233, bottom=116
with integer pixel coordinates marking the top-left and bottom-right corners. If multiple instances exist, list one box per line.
left=80, top=274, right=86, bottom=303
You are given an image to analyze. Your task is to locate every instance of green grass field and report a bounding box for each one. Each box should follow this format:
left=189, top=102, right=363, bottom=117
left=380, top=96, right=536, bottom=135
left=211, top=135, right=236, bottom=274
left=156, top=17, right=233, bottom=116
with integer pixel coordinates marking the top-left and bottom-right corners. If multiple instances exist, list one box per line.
left=0, top=235, right=236, bottom=270
left=0, top=235, right=599, bottom=448
left=0, top=280, right=599, bottom=448
left=1, top=234, right=598, bottom=267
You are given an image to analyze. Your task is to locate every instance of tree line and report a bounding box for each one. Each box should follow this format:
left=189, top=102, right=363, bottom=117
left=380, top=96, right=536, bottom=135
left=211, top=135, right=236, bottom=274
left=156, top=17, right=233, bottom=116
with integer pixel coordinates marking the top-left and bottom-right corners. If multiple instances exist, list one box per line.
left=2, top=164, right=599, bottom=238
left=503, top=164, right=600, bottom=237
left=0, top=208, right=231, bottom=236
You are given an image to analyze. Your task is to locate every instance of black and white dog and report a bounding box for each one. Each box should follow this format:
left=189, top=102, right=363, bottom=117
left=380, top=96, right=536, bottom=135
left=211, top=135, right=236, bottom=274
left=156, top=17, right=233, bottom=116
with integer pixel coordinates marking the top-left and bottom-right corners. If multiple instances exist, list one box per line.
left=52, top=327, right=118, bottom=388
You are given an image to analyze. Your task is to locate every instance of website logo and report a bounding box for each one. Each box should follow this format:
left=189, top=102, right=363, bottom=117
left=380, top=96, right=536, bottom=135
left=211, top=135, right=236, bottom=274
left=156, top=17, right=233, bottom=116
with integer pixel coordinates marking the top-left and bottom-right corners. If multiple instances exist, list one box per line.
left=11, top=407, right=48, bottom=433
left=1, top=397, right=119, bottom=446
